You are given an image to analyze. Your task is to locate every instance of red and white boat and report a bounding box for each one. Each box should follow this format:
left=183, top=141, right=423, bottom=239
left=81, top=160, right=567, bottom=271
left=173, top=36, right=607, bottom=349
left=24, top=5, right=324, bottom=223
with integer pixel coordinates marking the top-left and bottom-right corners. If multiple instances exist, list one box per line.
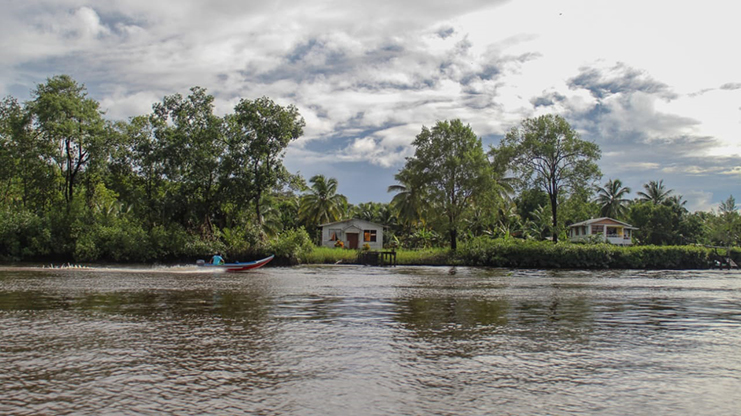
left=197, top=255, right=274, bottom=272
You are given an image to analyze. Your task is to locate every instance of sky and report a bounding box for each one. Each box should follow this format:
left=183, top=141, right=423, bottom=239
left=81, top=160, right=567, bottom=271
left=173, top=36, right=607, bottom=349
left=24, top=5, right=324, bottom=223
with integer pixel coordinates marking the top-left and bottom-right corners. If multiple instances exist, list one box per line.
left=2, top=0, right=740, bottom=212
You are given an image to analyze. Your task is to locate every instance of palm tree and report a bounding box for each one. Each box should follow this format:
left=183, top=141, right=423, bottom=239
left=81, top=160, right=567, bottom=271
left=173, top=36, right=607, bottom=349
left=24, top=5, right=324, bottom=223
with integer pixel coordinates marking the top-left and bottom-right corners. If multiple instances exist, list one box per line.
left=637, top=180, right=673, bottom=204
left=388, top=171, right=426, bottom=229
left=298, top=175, right=348, bottom=226
left=595, top=178, right=631, bottom=219
left=354, top=202, right=381, bottom=223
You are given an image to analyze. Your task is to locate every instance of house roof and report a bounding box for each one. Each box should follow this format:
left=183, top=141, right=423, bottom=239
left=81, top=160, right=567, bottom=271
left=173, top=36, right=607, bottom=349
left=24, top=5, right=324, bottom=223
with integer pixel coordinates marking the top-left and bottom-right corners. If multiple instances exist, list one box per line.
left=319, top=218, right=385, bottom=229
left=568, top=217, right=637, bottom=229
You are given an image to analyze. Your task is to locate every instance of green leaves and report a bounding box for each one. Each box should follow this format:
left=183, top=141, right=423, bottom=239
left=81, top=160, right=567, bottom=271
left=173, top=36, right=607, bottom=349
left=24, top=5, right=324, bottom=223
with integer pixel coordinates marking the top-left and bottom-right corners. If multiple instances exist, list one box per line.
left=398, top=119, right=493, bottom=250
left=225, top=96, right=305, bottom=227
left=298, top=174, right=348, bottom=226
left=595, top=178, right=631, bottom=219
left=497, top=114, right=601, bottom=242
left=30, top=75, right=106, bottom=205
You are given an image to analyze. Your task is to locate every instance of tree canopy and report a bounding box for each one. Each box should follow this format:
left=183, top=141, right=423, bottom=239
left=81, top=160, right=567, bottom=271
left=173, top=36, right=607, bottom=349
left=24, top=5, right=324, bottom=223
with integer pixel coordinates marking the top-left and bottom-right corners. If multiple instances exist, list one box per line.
left=30, top=75, right=107, bottom=206
left=397, top=119, right=494, bottom=250
left=595, top=178, right=631, bottom=220
left=225, top=97, right=305, bottom=229
left=496, top=114, right=601, bottom=242
left=2, top=74, right=740, bottom=263
left=299, top=174, right=348, bottom=226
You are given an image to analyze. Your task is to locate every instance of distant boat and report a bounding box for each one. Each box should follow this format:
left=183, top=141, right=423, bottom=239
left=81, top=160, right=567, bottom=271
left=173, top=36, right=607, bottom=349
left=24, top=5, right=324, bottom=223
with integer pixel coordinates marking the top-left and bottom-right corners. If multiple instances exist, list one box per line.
left=196, top=255, right=274, bottom=272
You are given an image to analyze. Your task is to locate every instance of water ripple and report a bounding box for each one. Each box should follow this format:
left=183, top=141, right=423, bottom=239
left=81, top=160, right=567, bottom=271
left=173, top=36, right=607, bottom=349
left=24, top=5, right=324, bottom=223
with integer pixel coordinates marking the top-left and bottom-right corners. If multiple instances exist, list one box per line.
left=1, top=266, right=740, bottom=415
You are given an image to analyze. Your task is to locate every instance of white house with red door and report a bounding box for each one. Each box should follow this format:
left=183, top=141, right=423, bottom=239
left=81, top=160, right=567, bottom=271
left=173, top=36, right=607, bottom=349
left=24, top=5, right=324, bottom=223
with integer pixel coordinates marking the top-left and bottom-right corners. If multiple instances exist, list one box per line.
left=320, top=219, right=384, bottom=250
left=568, top=217, right=637, bottom=245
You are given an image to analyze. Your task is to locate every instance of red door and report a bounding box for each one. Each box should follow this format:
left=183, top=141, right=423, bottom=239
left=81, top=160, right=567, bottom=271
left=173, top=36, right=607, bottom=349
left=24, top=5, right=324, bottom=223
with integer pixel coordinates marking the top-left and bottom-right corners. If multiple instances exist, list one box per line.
left=347, top=233, right=359, bottom=249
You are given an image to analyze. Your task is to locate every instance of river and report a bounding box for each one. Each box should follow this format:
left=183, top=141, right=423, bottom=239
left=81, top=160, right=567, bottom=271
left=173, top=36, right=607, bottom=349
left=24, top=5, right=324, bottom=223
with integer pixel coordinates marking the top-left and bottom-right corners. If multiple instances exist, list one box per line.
left=1, top=265, right=740, bottom=415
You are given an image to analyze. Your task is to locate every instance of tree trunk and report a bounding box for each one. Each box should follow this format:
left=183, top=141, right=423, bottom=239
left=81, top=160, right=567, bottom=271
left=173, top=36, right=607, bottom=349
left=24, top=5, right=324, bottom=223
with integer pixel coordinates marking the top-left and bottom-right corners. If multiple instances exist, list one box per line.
left=255, top=189, right=263, bottom=225
left=550, top=191, right=559, bottom=243
left=450, top=227, right=457, bottom=251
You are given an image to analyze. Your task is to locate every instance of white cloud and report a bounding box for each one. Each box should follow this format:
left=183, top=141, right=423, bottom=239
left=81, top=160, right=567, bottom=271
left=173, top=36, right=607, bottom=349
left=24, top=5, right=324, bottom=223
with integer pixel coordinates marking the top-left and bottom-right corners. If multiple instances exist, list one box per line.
left=684, top=190, right=716, bottom=213
left=3, top=0, right=741, bottom=206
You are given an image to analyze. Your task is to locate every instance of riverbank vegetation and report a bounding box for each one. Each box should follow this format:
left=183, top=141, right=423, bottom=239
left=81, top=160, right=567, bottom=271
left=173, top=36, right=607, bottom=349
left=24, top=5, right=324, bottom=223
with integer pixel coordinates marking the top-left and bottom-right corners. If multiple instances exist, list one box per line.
left=1, top=75, right=740, bottom=268
left=297, top=242, right=738, bottom=270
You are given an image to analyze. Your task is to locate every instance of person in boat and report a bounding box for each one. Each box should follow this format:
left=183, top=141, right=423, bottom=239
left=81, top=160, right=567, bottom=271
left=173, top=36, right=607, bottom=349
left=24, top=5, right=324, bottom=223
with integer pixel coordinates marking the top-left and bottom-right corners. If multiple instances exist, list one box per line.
left=211, top=252, right=224, bottom=265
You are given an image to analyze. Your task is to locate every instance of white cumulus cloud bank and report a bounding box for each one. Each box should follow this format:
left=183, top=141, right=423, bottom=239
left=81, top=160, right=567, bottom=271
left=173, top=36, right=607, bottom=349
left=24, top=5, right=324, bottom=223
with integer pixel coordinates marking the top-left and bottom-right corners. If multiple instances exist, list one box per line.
left=1, top=0, right=741, bottom=206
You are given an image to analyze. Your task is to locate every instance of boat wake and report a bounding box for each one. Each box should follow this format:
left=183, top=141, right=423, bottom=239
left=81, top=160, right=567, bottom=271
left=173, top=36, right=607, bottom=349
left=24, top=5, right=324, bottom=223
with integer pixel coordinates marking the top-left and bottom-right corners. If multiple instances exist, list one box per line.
left=0, top=264, right=229, bottom=274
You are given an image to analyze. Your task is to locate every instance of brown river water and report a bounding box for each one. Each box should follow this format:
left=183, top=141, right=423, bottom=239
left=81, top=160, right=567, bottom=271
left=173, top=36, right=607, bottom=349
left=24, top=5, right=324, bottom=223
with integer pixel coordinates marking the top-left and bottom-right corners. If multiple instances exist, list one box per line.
left=1, top=265, right=740, bottom=415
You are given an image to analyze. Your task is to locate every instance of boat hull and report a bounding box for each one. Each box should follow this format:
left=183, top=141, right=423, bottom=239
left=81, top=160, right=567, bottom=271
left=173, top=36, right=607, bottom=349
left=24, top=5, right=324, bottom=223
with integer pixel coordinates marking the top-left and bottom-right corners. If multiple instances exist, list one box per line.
left=197, top=255, right=274, bottom=272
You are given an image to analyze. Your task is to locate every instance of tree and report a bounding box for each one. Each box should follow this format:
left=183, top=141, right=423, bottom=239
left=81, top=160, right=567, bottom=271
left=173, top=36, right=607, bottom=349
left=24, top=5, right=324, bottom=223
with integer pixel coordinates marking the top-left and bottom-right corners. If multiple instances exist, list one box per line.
left=637, top=180, right=673, bottom=204
left=398, top=119, right=492, bottom=250
left=225, top=97, right=304, bottom=226
left=0, top=96, right=56, bottom=209
left=388, top=169, right=426, bottom=230
left=299, top=175, right=348, bottom=226
left=629, top=201, right=679, bottom=245
left=595, top=178, right=631, bottom=219
left=150, top=87, right=224, bottom=235
left=496, top=114, right=601, bottom=242
left=709, top=195, right=741, bottom=246
left=29, top=75, right=106, bottom=206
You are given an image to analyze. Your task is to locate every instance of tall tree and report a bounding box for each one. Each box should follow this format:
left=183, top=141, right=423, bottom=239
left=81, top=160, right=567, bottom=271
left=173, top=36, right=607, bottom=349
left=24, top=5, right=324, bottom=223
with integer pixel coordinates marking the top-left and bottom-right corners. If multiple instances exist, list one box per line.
left=637, top=180, right=673, bottom=204
left=496, top=114, right=601, bottom=242
left=225, top=97, right=304, bottom=226
left=595, top=178, right=631, bottom=219
left=116, top=115, right=167, bottom=227
left=299, top=175, right=348, bottom=226
left=710, top=195, right=741, bottom=246
left=0, top=96, right=56, bottom=209
left=150, top=87, right=224, bottom=234
left=29, top=75, right=106, bottom=205
left=399, top=119, right=492, bottom=250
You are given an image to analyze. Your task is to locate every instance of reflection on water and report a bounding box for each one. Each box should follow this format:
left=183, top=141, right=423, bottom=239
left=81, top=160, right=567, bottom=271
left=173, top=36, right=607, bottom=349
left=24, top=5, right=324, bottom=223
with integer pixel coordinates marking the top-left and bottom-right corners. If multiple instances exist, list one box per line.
left=1, top=266, right=740, bottom=415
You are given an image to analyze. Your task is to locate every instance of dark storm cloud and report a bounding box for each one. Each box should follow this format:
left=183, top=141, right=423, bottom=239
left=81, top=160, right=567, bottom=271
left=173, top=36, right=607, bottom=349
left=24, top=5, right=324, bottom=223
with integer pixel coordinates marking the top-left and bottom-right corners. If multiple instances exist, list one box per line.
left=531, top=91, right=566, bottom=108
left=257, top=38, right=415, bottom=86
left=568, top=62, right=676, bottom=99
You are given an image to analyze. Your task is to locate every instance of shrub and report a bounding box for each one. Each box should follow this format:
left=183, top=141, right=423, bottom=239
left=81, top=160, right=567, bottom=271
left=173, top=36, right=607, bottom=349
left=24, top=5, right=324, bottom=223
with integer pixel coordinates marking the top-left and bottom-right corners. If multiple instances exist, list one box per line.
left=267, top=227, right=314, bottom=264
left=0, top=208, right=52, bottom=261
left=456, top=237, right=715, bottom=269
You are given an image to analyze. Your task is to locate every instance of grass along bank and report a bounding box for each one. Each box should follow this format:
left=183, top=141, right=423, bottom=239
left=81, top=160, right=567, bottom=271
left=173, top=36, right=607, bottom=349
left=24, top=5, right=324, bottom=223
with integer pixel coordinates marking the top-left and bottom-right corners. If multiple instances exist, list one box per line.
left=301, top=246, right=452, bottom=266
left=297, top=238, right=740, bottom=270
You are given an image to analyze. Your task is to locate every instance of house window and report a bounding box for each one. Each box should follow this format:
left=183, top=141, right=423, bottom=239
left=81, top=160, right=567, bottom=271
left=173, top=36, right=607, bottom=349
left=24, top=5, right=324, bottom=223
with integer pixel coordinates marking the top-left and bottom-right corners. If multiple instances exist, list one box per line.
left=329, top=229, right=342, bottom=241
left=364, top=230, right=377, bottom=242
left=592, top=225, right=604, bottom=234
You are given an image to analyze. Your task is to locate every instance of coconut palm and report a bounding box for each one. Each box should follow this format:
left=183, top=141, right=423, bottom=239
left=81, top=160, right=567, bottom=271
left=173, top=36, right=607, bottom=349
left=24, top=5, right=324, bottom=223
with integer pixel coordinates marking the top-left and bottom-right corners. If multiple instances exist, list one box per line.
left=595, top=178, right=631, bottom=219
left=388, top=171, right=426, bottom=229
left=354, top=202, right=382, bottom=223
left=298, top=175, right=347, bottom=226
left=637, top=180, right=673, bottom=204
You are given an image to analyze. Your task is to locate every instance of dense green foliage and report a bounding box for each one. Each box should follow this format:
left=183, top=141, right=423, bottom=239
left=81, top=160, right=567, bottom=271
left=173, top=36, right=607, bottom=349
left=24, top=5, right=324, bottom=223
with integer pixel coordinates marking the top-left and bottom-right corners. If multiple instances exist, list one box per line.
left=394, top=119, right=496, bottom=250
left=0, top=77, right=311, bottom=263
left=457, top=238, right=736, bottom=269
left=300, top=242, right=735, bottom=269
left=1, top=74, right=740, bottom=268
left=495, top=114, right=601, bottom=242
